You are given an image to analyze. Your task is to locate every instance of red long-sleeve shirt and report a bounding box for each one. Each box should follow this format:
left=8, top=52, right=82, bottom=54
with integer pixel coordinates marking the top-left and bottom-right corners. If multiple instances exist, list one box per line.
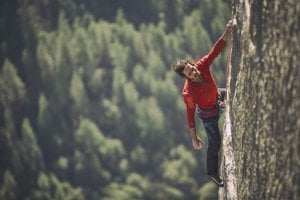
left=183, top=37, right=226, bottom=128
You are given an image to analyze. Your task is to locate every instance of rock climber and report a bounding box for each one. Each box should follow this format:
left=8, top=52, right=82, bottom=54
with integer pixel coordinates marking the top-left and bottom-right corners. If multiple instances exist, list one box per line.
left=172, top=20, right=233, bottom=187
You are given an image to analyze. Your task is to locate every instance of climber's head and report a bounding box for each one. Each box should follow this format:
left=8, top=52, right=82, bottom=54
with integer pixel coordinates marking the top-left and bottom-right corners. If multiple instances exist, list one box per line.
left=172, top=59, right=202, bottom=83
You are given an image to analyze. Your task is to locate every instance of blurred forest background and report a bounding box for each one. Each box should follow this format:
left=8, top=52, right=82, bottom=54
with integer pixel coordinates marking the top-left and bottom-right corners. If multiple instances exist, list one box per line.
left=0, top=0, right=230, bottom=199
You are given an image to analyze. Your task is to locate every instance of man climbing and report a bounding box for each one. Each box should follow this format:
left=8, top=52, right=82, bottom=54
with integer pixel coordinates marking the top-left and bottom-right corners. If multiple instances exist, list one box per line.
left=172, top=20, right=233, bottom=187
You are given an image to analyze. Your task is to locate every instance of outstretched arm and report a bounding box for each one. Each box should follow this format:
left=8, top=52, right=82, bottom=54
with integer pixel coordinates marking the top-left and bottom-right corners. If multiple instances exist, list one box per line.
left=221, top=20, right=233, bottom=42
left=197, top=20, right=233, bottom=67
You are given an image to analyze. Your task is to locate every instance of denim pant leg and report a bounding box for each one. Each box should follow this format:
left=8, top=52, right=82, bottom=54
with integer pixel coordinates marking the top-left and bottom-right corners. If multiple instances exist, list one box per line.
left=202, top=115, right=221, bottom=175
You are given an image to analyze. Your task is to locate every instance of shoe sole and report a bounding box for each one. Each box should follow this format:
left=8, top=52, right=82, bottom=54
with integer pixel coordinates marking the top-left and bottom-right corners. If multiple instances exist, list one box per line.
left=209, top=176, right=224, bottom=187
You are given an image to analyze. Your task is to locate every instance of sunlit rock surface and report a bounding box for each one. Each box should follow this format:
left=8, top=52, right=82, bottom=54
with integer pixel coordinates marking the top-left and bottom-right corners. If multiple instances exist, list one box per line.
left=222, top=0, right=299, bottom=199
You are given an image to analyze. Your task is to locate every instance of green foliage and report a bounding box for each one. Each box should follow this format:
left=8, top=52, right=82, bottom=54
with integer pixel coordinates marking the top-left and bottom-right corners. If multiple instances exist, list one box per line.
left=143, top=182, right=184, bottom=200
left=70, top=72, right=88, bottom=113
left=151, top=71, right=178, bottom=108
left=126, top=172, right=150, bottom=190
left=1, top=1, right=230, bottom=199
left=153, top=0, right=197, bottom=31
left=199, top=0, right=230, bottom=40
left=29, top=172, right=84, bottom=200
left=74, top=117, right=105, bottom=153
left=112, top=68, right=127, bottom=104
left=182, top=11, right=212, bottom=58
left=135, top=97, right=165, bottom=138
left=0, top=170, right=17, bottom=200
left=20, top=118, right=43, bottom=169
left=132, top=63, right=151, bottom=96
left=162, top=144, right=198, bottom=198
left=132, top=34, right=148, bottom=64
left=109, top=37, right=130, bottom=71
left=72, top=149, right=111, bottom=188
left=123, top=81, right=139, bottom=108
left=88, top=68, right=105, bottom=97
left=36, top=28, right=71, bottom=104
left=0, top=59, right=25, bottom=106
left=102, top=182, right=143, bottom=200
left=198, top=182, right=218, bottom=200
left=100, top=137, right=127, bottom=176
left=37, top=93, right=50, bottom=130
left=130, top=145, right=147, bottom=168
left=57, top=156, right=69, bottom=170
left=73, top=117, right=127, bottom=187
left=101, top=98, right=121, bottom=122
left=12, top=118, right=43, bottom=177
left=2, top=107, right=15, bottom=139
left=146, top=50, right=166, bottom=79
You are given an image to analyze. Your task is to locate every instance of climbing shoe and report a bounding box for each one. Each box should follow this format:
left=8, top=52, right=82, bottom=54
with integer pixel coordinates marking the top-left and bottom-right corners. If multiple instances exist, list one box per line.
left=209, top=174, right=224, bottom=187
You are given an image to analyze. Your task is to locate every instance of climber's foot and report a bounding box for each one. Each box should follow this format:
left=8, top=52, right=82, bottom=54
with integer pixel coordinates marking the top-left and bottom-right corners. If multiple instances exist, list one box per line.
left=208, top=174, right=224, bottom=187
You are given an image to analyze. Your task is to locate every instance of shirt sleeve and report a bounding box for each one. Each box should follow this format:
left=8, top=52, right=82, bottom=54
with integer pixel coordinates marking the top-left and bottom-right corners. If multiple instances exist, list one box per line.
left=197, top=37, right=226, bottom=69
left=183, top=95, right=196, bottom=128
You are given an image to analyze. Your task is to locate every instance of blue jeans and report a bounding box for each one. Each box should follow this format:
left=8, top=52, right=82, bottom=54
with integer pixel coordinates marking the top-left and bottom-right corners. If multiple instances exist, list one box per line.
left=202, top=115, right=221, bottom=175
left=197, top=88, right=225, bottom=175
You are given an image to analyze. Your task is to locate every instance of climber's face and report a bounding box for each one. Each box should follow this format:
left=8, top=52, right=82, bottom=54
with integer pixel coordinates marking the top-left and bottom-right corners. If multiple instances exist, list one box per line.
left=183, top=63, right=203, bottom=83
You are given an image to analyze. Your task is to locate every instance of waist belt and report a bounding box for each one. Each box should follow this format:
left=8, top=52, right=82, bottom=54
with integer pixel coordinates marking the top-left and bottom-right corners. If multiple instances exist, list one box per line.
left=196, top=104, right=219, bottom=118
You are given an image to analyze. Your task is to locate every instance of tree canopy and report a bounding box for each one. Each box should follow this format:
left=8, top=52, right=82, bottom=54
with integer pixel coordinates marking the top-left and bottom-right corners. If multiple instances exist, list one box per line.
left=0, top=0, right=230, bottom=199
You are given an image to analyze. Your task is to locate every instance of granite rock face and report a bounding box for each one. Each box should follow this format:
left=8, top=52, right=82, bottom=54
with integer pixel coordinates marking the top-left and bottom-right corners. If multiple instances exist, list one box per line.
left=223, top=0, right=300, bottom=199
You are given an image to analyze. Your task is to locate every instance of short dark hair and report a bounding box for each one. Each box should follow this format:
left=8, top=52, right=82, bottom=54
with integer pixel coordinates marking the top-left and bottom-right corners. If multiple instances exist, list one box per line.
left=171, top=59, right=195, bottom=78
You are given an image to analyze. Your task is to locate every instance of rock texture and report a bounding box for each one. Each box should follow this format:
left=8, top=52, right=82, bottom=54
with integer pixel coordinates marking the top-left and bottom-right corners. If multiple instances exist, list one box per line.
left=223, top=0, right=300, bottom=199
